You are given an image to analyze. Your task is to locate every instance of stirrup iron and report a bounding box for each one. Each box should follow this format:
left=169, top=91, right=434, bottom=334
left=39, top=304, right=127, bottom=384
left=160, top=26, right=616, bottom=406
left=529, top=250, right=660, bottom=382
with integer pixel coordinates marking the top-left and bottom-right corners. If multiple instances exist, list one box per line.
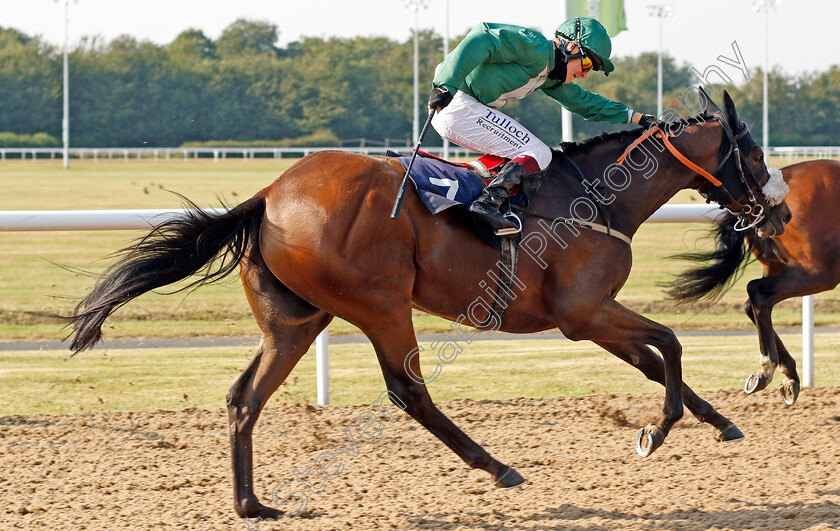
left=494, top=212, right=522, bottom=236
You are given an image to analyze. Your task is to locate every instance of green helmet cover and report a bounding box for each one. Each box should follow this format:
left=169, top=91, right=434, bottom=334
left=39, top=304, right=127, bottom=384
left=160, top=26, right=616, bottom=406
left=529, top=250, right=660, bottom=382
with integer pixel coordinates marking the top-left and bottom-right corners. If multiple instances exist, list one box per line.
left=555, top=17, right=615, bottom=75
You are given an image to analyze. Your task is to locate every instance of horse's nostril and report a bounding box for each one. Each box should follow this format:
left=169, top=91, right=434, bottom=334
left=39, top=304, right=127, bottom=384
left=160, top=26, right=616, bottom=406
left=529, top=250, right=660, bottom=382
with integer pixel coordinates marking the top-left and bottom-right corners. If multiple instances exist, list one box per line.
left=784, top=212, right=792, bottom=224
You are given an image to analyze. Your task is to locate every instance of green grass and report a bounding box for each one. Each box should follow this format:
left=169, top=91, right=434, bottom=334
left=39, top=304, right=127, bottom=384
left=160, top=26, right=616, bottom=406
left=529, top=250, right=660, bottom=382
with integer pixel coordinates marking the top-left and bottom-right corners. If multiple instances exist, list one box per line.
left=0, top=155, right=837, bottom=343
left=3, top=332, right=839, bottom=415
left=0, top=157, right=291, bottom=210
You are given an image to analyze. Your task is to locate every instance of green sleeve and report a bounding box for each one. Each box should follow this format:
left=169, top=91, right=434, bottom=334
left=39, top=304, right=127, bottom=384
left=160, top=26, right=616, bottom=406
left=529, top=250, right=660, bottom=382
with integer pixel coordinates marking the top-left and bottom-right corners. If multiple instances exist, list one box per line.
left=433, top=23, right=551, bottom=95
left=540, top=81, right=631, bottom=124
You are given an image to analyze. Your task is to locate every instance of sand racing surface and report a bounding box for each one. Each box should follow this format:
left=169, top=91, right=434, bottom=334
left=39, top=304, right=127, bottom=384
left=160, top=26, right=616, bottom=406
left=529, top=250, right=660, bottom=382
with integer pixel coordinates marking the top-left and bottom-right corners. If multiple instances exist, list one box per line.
left=2, top=387, right=840, bottom=530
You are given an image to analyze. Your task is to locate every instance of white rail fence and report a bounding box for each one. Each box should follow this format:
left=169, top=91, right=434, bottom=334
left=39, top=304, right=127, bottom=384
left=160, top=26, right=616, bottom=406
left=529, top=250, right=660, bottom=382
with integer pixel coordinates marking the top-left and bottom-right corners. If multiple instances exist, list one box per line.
left=1, top=145, right=838, bottom=162
left=0, top=204, right=815, bottom=405
left=0, top=146, right=474, bottom=162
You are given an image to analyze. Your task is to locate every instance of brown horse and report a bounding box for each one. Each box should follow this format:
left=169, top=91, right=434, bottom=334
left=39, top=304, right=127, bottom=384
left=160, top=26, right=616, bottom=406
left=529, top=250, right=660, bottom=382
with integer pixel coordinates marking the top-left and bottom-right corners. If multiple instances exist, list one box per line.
left=669, top=159, right=839, bottom=406
left=69, top=89, right=789, bottom=519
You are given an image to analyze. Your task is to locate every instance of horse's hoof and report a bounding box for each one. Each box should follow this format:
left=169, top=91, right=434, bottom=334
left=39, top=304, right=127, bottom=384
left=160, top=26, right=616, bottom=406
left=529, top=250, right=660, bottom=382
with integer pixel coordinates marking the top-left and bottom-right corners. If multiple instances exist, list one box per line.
left=715, top=423, right=745, bottom=443
left=635, top=425, right=666, bottom=457
left=235, top=499, right=284, bottom=520
left=494, top=466, right=527, bottom=489
left=744, top=371, right=770, bottom=394
left=780, top=380, right=800, bottom=406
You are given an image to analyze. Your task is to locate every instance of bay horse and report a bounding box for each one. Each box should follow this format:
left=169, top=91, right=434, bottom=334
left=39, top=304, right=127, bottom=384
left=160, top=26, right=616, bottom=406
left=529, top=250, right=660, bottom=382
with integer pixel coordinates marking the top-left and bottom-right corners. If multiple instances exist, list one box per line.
left=68, top=89, right=789, bottom=519
left=668, top=159, right=839, bottom=406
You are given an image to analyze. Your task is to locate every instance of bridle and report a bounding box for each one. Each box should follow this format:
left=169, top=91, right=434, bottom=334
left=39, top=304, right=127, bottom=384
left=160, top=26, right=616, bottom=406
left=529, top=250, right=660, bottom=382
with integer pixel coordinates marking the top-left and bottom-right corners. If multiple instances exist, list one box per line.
left=617, top=115, right=769, bottom=231
left=714, top=116, right=771, bottom=230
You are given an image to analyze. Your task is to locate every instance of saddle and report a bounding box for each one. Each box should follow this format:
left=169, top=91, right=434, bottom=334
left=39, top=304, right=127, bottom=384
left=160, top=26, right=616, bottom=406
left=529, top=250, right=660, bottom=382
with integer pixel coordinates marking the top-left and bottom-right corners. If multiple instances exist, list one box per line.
left=386, top=150, right=536, bottom=244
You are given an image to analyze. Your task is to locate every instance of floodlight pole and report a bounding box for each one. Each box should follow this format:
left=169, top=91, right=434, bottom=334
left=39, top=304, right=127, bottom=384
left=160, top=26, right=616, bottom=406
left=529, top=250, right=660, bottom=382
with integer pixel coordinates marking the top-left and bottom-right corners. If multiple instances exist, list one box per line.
left=753, top=0, right=780, bottom=155
left=442, top=0, right=450, bottom=158
left=561, top=1, right=572, bottom=142
left=404, top=0, right=428, bottom=145
left=763, top=7, right=770, bottom=155
left=647, top=4, right=673, bottom=119
left=61, top=0, right=72, bottom=169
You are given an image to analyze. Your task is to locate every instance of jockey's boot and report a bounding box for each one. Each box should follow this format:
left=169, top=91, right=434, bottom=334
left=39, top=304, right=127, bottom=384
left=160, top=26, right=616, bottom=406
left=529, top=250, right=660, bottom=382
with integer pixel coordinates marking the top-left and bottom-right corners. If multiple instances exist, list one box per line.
left=469, top=161, right=524, bottom=232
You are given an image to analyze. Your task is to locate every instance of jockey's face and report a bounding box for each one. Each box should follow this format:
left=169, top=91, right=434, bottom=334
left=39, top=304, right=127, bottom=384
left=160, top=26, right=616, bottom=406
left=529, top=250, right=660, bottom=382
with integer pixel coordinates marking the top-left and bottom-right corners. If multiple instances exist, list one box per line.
left=564, top=43, right=589, bottom=83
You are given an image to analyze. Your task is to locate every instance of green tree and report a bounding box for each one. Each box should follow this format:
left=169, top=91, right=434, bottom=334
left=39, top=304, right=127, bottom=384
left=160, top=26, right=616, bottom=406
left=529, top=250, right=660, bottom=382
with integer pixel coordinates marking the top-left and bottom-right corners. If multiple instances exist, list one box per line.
left=0, top=27, right=60, bottom=137
left=728, top=67, right=805, bottom=146
left=216, top=19, right=280, bottom=58
left=167, top=29, right=216, bottom=63
left=3, top=20, right=838, bottom=149
left=70, top=35, right=222, bottom=146
left=207, top=54, right=294, bottom=141
left=801, top=66, right=840, bottom=145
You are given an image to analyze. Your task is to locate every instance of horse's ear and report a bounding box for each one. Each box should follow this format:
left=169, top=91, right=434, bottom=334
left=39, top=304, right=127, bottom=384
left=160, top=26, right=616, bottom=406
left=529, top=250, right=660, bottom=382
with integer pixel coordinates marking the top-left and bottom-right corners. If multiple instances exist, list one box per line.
left=722, top=90, right=740, bottom=131
left=697, top=86, right=721, bottom=115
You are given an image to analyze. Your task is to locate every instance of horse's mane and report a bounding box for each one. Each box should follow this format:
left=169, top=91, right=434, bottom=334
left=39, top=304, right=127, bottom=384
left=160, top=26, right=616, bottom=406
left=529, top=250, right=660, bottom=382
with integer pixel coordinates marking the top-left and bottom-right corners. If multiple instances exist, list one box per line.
left=557, top=113, right=712, bottom=156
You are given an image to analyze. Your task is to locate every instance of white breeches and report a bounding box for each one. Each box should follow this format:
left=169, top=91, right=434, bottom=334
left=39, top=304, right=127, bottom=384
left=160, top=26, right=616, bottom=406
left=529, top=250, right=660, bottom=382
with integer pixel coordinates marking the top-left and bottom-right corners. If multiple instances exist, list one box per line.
left=431, top=92, right=553, bottom=170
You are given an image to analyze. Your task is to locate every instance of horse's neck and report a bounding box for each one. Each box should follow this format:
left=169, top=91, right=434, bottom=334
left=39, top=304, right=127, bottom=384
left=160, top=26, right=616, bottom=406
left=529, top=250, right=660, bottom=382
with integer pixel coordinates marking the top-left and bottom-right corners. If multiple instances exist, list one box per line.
left=580, top=123, right=721, bottom=236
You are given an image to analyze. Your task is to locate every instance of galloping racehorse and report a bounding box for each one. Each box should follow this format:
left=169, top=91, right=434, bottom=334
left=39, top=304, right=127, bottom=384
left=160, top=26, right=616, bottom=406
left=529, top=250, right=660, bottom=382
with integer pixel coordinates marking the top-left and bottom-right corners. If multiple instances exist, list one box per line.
left=69, top=89, right=789, bottom=519
left=669, top=159, right=839, bottom=406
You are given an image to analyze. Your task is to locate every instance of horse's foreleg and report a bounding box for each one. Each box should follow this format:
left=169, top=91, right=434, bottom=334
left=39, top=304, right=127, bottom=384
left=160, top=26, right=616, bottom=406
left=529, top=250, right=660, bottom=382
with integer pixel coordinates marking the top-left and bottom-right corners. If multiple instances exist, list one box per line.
left=559, top=299, right=683, bottom=457
left=593, top=340, right=743, bottom=442
left=364, top=317, right=525, bottom=489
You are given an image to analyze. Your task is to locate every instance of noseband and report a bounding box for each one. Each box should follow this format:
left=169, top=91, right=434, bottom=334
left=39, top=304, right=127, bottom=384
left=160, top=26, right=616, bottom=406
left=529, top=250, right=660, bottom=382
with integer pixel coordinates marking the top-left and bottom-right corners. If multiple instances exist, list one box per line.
left=617, top=116, right=767, bottom=231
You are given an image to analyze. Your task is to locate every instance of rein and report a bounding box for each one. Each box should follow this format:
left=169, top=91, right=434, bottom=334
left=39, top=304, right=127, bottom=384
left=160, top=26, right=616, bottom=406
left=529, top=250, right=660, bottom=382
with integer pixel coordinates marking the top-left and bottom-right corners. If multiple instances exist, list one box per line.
left=617, top=125, right=721, bottom=186
left=617, top=120, right=766, bottom=232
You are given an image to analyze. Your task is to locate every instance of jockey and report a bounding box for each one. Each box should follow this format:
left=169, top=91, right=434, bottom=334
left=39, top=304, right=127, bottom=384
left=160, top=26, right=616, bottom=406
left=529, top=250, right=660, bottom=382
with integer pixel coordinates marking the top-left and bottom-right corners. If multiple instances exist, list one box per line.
left=429, top=17, right=656, bottom=233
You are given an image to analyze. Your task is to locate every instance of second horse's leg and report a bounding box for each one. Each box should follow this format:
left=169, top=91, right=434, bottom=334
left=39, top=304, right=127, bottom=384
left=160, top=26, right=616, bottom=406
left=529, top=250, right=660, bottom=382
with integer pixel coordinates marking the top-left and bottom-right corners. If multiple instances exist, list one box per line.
left=744, top=299, right=800, bottom=405
left=744, top=267, right=832, bottom=404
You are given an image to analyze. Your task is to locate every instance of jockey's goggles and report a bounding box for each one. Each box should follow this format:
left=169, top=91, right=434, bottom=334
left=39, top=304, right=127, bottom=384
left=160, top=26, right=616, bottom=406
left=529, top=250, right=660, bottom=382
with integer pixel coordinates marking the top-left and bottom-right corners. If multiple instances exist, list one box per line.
left=580, top=53, right=594, bottom=73
left=559, top=44, right=597, bottom=73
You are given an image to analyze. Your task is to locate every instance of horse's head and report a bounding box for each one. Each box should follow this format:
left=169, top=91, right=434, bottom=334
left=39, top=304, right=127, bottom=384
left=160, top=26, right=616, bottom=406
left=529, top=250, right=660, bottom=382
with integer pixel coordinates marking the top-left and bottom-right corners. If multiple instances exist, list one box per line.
left=694, top=87, right=791, bottom=238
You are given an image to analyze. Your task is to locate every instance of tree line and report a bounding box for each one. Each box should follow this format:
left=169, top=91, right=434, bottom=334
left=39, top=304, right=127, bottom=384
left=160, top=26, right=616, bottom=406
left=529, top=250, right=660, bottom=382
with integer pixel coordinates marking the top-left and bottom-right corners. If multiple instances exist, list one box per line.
left=1, top=20, right=838, bottom=148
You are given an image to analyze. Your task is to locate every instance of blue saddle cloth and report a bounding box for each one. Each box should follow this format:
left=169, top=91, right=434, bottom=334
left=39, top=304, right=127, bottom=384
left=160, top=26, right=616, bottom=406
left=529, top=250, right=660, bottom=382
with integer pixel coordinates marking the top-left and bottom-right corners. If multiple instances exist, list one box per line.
left=387, top=150, right=526, bottom=214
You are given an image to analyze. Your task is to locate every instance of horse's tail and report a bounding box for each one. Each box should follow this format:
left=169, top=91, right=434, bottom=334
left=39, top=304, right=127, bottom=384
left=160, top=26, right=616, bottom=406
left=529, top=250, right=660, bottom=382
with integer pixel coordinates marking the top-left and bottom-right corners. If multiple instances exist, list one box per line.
left=68, top=194, right=266, bottom=353
left=665, top=212, right=757, bottom=303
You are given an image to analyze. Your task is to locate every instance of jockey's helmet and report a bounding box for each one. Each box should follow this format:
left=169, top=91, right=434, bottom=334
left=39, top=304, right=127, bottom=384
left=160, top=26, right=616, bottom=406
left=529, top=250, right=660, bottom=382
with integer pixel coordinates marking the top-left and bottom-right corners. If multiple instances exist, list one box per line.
left=555, top=17, right=615, bottom=75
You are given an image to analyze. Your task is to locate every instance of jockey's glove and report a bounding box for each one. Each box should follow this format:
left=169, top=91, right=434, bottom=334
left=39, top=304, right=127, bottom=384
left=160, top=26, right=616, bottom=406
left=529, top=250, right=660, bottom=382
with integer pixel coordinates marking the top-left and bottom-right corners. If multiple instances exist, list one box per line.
left=428, top=87, right=453, bottom=111
left=638, top=113, right=659, bottom=129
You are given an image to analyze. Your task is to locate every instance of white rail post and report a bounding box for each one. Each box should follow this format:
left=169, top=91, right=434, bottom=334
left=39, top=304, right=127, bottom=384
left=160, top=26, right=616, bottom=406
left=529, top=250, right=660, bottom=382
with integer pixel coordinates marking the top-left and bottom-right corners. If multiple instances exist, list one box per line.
left=802, top=295, right=814, bottom=387
left=316, top=329, right=329, bottom=405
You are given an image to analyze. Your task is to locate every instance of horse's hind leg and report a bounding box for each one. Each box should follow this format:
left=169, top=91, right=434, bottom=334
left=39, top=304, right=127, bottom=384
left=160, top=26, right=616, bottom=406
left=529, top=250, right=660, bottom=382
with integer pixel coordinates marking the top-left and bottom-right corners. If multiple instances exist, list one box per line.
left=227, top=246, right=333, bottom=519
left=743, top=267, right=833, bottom=405
left=362, top=315, right=525, bottom=488
left=743, top=276, right=784, bottom=396
left=743, top=298, right=801, bottom=404
left=594, top=341, right=743, bottom=442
